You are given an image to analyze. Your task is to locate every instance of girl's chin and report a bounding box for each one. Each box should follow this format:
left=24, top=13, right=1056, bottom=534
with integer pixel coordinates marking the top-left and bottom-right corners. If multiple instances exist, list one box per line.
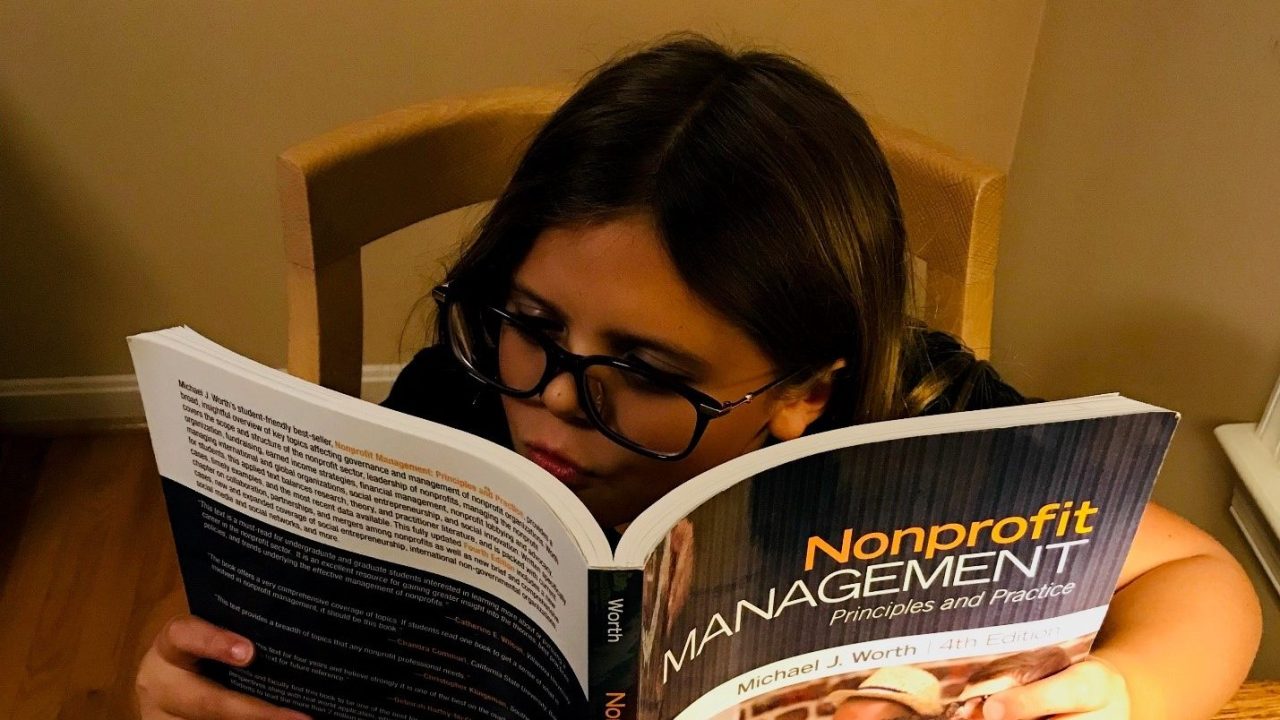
left=573, top=488, right=637, bottom=530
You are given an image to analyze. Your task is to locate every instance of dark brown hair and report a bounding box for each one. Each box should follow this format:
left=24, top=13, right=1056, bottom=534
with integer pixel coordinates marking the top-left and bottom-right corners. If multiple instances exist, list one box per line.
left=438, top=34, right=1000, bottom=429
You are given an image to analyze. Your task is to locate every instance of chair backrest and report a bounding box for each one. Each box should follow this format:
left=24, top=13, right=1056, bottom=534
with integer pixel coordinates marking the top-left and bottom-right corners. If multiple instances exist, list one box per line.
left=279, top=86, right=1004, bottom=397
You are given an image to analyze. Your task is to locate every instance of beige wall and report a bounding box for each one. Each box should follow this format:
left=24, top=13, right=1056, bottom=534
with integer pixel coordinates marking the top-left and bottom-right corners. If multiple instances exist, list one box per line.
left=993, top=1, right=1280, bottom=677
left=0, top=1, right=1044, bottom=379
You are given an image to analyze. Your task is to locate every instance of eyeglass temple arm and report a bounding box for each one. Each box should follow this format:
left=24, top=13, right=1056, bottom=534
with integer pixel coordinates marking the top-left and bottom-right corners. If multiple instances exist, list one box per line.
left=701, top=371, right=802, bottom=417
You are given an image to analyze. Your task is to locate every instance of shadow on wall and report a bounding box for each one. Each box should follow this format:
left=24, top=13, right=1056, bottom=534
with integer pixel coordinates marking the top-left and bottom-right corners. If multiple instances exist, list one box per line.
left=1000, top=289, right=1280, bottom=492
left=996, top=284, right=1280, bottom=599
left=1000, top=291, right=1275, bottom=409
left=0, top=90, right=162, bottom=380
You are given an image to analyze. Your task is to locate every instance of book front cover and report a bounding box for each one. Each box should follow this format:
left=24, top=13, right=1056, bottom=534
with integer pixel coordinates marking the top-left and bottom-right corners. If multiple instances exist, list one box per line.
left=638, top=413, right=1176, bottom=720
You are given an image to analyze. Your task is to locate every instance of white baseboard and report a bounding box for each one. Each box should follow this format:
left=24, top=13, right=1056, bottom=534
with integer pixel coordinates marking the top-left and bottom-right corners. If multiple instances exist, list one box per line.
left=358, top=364, right=403, bottom=405
left=0, top=365, right=404, bottom=427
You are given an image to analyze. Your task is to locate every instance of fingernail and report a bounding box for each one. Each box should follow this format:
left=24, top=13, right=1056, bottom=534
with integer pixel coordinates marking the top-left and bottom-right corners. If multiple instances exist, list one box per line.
left=983, top=700, right=1005, bottom=720
left=229, top=641, right=251, bottom=662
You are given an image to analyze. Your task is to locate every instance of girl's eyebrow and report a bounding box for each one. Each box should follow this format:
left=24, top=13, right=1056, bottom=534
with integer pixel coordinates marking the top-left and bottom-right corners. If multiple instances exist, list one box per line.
left=510, top=283, right=709, bottom=375
left=508, top=284, right=562, bottom=314
left=602, top=330, right=710, bottom=377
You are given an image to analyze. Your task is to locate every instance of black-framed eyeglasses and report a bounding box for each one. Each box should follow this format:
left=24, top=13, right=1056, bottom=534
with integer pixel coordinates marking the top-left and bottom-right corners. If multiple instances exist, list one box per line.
left=433, top=282, right=795, bottom=461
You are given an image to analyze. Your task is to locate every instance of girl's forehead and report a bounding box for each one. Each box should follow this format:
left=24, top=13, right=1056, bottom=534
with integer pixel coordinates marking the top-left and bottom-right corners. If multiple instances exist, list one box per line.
left=522, top=216, right=675, bottom=288
left=517, top=216, right=715, bottom=331
left=513, top=217, right=773, bottom=375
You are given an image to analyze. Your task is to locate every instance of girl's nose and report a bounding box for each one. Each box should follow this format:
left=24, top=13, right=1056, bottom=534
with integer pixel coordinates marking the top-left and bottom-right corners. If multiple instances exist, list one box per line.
left=540, top=371, right=590, bottom=423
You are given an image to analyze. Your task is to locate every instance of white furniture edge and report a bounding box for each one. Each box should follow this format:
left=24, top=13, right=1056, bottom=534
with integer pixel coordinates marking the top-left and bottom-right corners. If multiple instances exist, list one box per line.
left=1216, top=422, right=1280, bottom=599
left=0, top=365, right=403, bottom=426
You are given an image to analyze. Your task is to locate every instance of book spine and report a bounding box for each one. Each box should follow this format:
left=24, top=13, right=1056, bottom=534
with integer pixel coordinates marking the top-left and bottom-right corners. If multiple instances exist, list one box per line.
left=588, top=568, right=643, bottom=720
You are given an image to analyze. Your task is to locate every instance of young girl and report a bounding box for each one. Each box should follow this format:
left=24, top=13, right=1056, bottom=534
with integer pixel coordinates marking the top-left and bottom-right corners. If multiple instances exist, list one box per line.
left=135, top=36, right=1261, bottom=720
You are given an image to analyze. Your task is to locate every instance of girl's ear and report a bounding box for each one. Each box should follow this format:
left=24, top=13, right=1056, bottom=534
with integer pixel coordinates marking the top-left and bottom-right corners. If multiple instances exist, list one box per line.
left=767, top=359, right=847, bottom=441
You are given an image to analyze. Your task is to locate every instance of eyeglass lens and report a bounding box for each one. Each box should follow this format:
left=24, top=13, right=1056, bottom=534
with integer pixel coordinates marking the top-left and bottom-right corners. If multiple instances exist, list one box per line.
left=447, top=303, right=701, bottom=455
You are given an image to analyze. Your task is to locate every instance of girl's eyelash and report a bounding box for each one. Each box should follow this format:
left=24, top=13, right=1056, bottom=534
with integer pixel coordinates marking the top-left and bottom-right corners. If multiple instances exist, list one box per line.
left=625, top=354, right=691, bottom=383
left=505, top=305, right=691, bottom=380
left=505, top=303, right=558, bottom=323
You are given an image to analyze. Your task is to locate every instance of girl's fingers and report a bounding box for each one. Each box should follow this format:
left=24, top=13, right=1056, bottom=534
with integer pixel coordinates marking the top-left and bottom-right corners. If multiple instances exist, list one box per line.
left=153, top=615, right=255, bottom=670
left=983, top=660, right=1124, bottom=720
left=137, top=615, right=310, bottom=720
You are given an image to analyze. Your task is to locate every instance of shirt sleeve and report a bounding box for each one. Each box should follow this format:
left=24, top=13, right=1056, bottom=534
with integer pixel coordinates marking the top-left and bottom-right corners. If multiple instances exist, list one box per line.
left=380, top=345, right=512, bottom=447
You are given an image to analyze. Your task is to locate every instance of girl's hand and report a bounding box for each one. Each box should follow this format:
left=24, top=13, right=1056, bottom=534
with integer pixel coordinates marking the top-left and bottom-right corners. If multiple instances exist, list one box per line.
left=980, top=657, right=1129, bottom=720
left=135, top=614, right=310, bottom=720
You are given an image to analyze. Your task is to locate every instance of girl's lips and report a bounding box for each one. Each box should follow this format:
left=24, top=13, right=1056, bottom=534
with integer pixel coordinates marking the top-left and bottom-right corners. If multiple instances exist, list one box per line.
left=525, top=446, right=591, bottom=488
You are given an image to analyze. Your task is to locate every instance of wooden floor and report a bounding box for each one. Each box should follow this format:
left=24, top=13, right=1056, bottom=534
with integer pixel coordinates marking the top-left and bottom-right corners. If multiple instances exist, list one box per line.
left=0, top=431, right=1276, bottom=720
left=0, top=432, right=185, bottom=720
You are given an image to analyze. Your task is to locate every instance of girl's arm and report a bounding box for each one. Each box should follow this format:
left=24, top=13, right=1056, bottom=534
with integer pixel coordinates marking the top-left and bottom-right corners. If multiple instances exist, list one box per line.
left=986, top=502, right=1263, bottom=720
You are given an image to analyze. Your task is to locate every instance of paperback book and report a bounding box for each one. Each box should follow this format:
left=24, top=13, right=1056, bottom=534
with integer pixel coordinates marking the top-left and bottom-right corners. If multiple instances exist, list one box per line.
left=129, top=327, right=1177, bottom=720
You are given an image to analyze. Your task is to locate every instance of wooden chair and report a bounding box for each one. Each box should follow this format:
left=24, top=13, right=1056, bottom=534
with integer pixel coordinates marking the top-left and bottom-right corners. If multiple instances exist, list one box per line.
left=279, top=86, right=1005, bottom=397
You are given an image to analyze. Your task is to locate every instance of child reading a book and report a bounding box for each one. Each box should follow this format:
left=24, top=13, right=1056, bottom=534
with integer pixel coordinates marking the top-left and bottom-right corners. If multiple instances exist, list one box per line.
left=135, top=35, right=1261, bottom=720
